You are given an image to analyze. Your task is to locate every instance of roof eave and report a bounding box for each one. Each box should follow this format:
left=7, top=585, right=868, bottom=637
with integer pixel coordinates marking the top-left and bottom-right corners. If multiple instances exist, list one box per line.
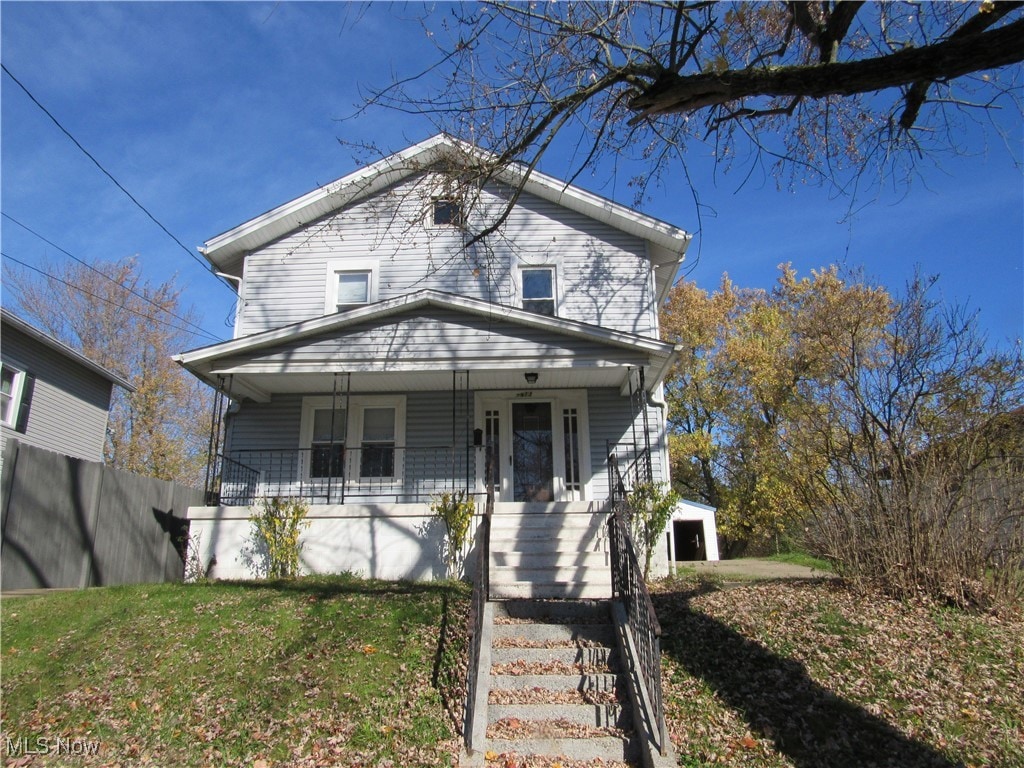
left=199, top=134, right=691, bottom=272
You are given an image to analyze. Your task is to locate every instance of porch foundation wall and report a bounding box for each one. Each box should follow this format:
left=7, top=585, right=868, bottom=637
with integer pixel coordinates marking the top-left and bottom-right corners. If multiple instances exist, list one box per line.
left=186, top=503, right=460, bottom=582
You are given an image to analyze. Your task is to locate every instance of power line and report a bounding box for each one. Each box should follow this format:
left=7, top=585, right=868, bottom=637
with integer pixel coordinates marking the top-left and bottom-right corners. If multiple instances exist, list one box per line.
left=1, top=63, right=236, bottom=294
left=2, top=211, right=223, bottom=343
left=1, top=251, right=223, bottom=344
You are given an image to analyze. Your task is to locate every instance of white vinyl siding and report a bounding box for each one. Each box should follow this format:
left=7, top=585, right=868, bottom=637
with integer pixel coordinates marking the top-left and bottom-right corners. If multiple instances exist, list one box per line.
left=236, top=174, right=654, bottom=337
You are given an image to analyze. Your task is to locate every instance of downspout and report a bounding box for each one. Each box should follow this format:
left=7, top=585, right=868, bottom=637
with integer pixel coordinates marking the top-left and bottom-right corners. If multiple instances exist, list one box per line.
left=216, top=271, right=244, bottom=339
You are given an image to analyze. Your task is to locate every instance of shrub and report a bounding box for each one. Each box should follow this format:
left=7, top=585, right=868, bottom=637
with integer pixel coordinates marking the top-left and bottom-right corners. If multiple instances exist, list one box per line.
left=627, top=481, right=680, bottom=580
left=431, top=489, right=475, bottom=578
left=249, top=497, right=310, bottom=579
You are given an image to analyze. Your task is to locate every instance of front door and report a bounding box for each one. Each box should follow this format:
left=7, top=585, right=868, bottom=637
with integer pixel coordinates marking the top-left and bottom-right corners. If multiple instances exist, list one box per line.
left=479, top=391, right=591, bottom=502
left=512, top=401, right=554, bottom=501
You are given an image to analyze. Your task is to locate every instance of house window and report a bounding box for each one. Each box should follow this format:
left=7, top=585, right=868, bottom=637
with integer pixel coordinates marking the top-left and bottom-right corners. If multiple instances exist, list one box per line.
left=336, top=271, right=371, bottom=309
left=301, top=395, right=405, bottom=482
left=1, top=362, right=25, bottom=428
left=522, top=267, right=556, bottom=316
left=325, top=259, right=378, bottom=314
left=310, top=407, right=346, bottom=478
left=563, top=408, right=581, bottom=495
left=359, top=407, right=396, bottom=478
left=432, top=198, right=463, bottom=227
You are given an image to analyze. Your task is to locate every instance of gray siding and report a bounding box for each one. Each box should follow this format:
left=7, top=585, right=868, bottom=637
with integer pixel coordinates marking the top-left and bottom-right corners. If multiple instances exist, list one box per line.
left=224, top=387, right=665, bottom=503
left=0, top=325, right=113, bottom=463
left=221, top=309, right=646, bottom=371
left=587, top=388, right=668, bottom=500
left=237, top=174, right=655, bottom=338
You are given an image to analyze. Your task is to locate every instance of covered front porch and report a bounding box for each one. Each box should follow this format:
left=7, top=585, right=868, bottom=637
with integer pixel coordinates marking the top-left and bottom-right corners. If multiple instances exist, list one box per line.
left=178, top=290, right=677, bottom=509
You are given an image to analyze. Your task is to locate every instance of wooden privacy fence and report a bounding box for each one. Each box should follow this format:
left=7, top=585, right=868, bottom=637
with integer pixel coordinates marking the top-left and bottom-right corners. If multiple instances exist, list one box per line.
left=0, top=440, right=202, bottom=590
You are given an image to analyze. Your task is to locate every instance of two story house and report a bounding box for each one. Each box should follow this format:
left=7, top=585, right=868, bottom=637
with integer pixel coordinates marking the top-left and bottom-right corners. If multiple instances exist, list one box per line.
left=177, top=135, right=705, bottom=595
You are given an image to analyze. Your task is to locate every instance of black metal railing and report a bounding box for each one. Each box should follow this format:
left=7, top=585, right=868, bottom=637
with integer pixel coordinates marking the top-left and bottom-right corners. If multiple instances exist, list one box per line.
left=464, top=447, right=494, bottom=755
left=608, top=440, right=654, bottom=493
left=608, top=450, right=668, bottom=755
left=209, top=445, right=472, bottom=505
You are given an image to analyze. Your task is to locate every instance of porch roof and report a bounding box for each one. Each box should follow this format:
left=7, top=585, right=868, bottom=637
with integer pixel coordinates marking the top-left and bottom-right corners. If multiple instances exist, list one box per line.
left=174, top=290, right=679, bottom=403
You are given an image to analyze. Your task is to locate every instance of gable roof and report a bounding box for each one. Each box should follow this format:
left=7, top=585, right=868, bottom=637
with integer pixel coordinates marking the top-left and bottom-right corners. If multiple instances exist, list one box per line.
left=1, top=309, right=135, bottom=392
left=175, top=289, right=680, bottom=402
left=200, top=134, right=692, bottom=299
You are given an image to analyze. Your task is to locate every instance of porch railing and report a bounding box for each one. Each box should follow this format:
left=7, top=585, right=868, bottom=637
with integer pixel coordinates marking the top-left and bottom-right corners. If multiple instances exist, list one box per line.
left=608, top=448, right=668, bottom=755
left=464, top=447, right=494, bottom=754
left=208, top=445, right=472, bottom=505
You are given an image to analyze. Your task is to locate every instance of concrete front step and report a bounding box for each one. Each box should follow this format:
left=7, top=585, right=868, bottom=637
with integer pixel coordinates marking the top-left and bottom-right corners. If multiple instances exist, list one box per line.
left=492, top=621, right=615, bottom=645
left=489, top=581, right=612, bottom=600
left=483, top=735, right=637, bottom=764
left=494, top=599, right=610, bottom=621
left=490, top=550, right=608, bottom=569
left=469, top=597, right=641, bottom=767
left=489, top=672, right=621, bottom=693
left=491, top=645, right=618, bottom=668
left=489, top=703, right=630, bottom=729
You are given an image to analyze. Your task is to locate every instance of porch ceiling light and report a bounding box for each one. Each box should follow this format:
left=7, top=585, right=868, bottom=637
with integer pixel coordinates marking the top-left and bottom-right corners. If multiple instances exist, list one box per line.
left=524, top=372, right=539, bottom=384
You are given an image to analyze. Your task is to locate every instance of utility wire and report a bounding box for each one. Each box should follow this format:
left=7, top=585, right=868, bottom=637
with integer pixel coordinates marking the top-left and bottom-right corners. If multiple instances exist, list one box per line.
left=1, top=251, right=223, bottom=344
left=2, top=211, right=223, bottom=343
left=1, top=63, right=236, bottom=294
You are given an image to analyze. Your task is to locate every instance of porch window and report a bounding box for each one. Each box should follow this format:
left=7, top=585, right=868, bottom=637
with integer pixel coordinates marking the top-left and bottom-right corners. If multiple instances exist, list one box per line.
left=310, top=407, right=346, bottom=478
left=359, top=407, right=396, bottom=478
left=521, top=267, right=556, bottom=316
left=300, top=395, right=406, bottom=484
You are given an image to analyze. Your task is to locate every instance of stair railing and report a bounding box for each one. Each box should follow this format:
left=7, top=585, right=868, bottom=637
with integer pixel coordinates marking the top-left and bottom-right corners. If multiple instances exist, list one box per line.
left=464, top=447, right=494, bottom=754
left=608, top=452, right=668, bottom=755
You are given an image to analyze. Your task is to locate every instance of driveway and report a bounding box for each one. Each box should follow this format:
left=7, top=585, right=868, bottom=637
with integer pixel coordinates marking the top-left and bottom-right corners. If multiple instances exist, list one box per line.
left=676, top=558, right=836, bottom=580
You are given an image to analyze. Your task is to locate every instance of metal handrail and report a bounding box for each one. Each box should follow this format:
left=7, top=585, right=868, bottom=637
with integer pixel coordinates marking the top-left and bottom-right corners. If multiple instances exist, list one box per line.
left=608, top=452, right=668, bottom=755
left=464, top=447, right=494, bottom=753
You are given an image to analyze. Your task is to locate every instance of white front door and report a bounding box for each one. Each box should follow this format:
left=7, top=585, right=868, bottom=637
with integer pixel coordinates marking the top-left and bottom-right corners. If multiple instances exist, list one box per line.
left=478, top=390, right=591, bottom=502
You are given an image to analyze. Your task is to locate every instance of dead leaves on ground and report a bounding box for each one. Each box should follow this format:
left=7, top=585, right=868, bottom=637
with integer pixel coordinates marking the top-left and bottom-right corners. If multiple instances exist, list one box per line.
left=653, top=577, right=1024, bottom=767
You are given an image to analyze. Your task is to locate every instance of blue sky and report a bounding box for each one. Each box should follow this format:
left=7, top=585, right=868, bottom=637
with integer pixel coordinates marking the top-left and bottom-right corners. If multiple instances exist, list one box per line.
left=2, top=2, right=1022, bottom=351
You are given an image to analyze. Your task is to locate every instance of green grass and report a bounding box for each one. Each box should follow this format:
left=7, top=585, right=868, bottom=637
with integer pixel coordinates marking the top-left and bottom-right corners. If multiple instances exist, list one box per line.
left=1, top=575, right=469, bottom=767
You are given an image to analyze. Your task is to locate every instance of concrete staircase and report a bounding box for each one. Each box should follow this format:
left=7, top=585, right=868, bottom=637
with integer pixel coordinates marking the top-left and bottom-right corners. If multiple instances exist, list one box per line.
left=482, top=599, right=637, bottom=767
left=489, top=503, right=611, bottom=600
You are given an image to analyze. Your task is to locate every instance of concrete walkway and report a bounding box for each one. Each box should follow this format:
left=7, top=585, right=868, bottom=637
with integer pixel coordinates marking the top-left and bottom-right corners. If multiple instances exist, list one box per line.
left=675, top=558, right=836, bottom=580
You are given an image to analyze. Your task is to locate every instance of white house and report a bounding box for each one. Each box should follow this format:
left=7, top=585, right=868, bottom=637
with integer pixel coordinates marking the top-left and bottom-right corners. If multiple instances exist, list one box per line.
left=176, top=135, right=716, bottom=595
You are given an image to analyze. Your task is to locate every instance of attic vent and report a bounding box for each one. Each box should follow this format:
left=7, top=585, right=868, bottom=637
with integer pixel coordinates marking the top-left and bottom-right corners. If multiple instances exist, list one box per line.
left=432, top=198, right=463, bottom=227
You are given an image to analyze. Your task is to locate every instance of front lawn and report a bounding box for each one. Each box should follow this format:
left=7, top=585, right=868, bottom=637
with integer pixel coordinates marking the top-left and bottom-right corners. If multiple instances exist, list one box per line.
left=1, top=576, right=469, bottom=767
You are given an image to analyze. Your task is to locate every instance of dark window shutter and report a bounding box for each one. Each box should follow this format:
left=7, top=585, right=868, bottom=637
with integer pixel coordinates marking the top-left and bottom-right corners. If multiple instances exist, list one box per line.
left=15, top=374, right=34, bottom=433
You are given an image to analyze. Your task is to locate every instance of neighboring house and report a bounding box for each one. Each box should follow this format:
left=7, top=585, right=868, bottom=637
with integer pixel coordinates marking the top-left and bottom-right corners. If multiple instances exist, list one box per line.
left=1, top=308, right=133, bottom=465
left=177, top=134, right=717, bottom=595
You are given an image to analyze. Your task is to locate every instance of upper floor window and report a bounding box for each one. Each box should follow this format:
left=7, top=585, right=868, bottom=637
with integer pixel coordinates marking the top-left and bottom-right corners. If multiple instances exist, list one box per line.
left=432, top=198, right=463, bottom=227
left=325, top=259, right=378, bottom=314
left=336, top=271, right=371, bottom=309
left=1, top=362, right=25, bottom=428
left=522, top=267, right=557, bottom=316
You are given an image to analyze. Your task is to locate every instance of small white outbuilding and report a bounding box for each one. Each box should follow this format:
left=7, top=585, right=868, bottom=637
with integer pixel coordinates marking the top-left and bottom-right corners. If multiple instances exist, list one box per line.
left=666, top=499, right=719, bottom=563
